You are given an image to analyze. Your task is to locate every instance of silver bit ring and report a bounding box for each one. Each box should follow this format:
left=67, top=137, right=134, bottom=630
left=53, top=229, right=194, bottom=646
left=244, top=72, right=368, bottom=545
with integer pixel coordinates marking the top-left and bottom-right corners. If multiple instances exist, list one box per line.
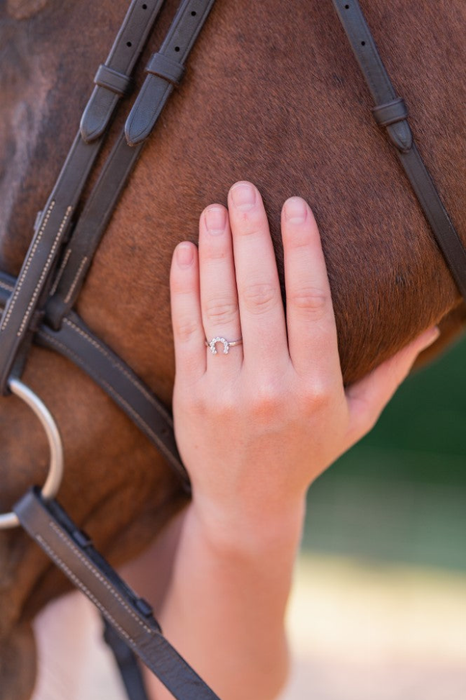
left=0, top=379, right=64, bottom=530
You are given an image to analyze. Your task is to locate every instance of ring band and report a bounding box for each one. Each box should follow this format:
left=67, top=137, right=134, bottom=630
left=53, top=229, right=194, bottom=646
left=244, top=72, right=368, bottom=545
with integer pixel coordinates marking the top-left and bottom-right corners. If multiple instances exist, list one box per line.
left=205, top=336, right=243, bottom=355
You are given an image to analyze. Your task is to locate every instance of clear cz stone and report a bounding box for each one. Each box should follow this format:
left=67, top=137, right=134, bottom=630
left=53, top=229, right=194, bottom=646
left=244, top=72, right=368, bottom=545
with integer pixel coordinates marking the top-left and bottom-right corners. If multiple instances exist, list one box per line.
left=209, top=337, right=230, bottom=354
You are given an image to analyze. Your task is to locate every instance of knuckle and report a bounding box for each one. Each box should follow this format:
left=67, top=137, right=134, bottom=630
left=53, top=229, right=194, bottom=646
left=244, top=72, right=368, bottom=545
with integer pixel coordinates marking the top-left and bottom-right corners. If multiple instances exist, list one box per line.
left=182, top=391, right=207, bottom=415
left=289, top=286, right=328, bottom=321
left=241, top=282, right=279, bottom=315
left=235, top=211, right=262, bottom=236
left=301, top=378, right=333, bottom=410
left=204, top=296, right=239, bottom=327
left=212, top=390, right=237, bottom=417
left=249, top=381, right=282, bottom=419
left=204, top=245, right=228, bottom=262
left=174, top=318, right=199, bottom=343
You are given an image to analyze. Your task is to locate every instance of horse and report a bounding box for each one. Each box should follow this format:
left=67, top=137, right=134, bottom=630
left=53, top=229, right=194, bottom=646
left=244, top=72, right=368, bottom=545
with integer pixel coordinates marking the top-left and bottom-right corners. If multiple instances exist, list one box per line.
left=0, top=0, right=465, bottom=698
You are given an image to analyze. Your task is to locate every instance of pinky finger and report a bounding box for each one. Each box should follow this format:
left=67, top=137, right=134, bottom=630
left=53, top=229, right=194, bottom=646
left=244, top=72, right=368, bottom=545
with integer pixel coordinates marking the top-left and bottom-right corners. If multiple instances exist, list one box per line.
left=345, top=326, right=440, bottom=444
left=170, top=242, right=206, bottom=382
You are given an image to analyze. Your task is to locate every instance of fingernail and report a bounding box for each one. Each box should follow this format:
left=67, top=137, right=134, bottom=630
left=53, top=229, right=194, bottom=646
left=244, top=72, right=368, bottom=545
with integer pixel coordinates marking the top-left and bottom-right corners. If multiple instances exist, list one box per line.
left=177, top=243, right=194, bottom=267
left=205, top=206, right=227, bottom=235
left=284, top=197, right=308, bottom=224
left=419, top=325, right=440, bottom=349
left=230, top=182, right=256, bottom=211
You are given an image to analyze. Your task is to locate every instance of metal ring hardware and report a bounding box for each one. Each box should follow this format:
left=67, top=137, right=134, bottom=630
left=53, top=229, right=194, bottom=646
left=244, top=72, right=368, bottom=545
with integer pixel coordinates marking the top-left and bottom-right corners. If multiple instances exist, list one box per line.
left=0, top=379, right=64, bottom=530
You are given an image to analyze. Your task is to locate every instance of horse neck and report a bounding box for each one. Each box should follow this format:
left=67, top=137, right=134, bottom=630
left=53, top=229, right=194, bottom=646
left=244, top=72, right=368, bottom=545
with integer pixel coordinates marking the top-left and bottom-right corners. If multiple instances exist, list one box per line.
left=76, top=0, right=466, bottom=387
left=0, top=3, right=465, bottom=699
left=1, top=0, right=465, bottom=386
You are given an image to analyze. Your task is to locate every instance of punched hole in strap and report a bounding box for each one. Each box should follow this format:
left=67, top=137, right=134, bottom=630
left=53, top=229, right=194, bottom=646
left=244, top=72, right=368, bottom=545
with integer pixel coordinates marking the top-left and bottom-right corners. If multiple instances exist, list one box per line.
left=94, top=64, right=132, bottom=96
left=145, top=53, right=185, bottom=85
left=372, top=97, right=408, bottom=127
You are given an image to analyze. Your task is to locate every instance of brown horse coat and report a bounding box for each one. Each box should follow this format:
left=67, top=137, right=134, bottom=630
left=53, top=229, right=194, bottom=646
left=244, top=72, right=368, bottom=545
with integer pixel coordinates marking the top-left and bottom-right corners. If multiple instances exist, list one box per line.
left=0, top=0, right=465, bottom=698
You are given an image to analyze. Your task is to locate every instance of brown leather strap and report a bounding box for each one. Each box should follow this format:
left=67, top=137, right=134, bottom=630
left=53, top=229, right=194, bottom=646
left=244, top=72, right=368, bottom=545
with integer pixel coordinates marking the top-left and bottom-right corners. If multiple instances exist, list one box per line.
left=38, top=312, right=189, bottom=487
left=46, top=0, right=216, bottom=329
left=332, top=0, right=466, bottom=300
left=103, top=617, right=151, bottom=700
left=0, top=272, right=189, bottom=488
left=14, top=489, right=220, bottom=700
left=0, top=0, right=170, bottom=395
left=126, top=0, right=216, bottom=146
left=44, top=132, right=145, bottom=328
left=80, top=0, right=166, bottom=142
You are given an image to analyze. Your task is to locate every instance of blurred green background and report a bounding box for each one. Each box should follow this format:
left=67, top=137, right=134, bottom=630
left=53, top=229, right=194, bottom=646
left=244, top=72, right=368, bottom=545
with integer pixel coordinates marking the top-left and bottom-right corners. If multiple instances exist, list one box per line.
left=303, top=334, right=466, bottom=571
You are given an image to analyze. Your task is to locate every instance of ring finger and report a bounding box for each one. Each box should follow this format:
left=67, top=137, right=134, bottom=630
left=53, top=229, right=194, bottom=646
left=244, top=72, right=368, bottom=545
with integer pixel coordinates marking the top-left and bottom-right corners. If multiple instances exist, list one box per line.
left=199, top=204, right=243, bottom=369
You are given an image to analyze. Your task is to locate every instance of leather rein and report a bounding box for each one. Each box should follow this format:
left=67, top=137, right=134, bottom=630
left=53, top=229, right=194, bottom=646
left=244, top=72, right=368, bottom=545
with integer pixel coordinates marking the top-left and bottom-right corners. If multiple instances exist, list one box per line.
left=0, top=1, right=464, bottom=699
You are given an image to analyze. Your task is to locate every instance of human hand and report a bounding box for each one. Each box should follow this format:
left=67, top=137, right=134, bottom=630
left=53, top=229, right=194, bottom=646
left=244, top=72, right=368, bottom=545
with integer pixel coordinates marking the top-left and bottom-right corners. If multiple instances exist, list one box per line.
left=170, top=182, right=439, bottom=538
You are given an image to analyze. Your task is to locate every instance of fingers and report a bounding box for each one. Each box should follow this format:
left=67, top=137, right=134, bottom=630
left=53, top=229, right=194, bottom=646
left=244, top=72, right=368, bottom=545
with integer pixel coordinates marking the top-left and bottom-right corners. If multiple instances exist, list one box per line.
left=281, top=197, right=342, bottom=382
left=346, top=326, right=440, bottom=443
left=199, top=205, right=243, bottom=371
left=228, top=182, right=288, bottom=367
left=170, top=242, right=206, bottom=383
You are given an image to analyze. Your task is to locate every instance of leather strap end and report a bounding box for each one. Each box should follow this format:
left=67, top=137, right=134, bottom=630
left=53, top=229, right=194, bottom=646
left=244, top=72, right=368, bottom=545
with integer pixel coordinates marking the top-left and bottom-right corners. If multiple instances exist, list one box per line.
left=124, top=76, right=174, bottom=146
left=80, top=85, right=120, bottom=143
left=145, top=53, right=185, bottom=85
left=80, top=65, right=132, bottom=143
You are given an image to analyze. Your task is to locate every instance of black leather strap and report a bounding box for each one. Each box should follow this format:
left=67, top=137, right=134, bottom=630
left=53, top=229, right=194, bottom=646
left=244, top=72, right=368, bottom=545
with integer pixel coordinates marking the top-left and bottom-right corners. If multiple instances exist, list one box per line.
left=38, top=312, right=189, bottom=486
left=46, top=0, right=216, bottom=328
left=0, top=0, right=170, bottom=395
left=332, top=0, right=466, bottom=300
left=0, top=272, right=188, bottom=488
left=14, top=489, right=220, bottom=700
left=44, top=132, right=145, bottom=328
left=103, top=617, right=151, bottom=700
left=125, top=0, right=216, bottom=146
left=80, top=0, right=166, bottom=143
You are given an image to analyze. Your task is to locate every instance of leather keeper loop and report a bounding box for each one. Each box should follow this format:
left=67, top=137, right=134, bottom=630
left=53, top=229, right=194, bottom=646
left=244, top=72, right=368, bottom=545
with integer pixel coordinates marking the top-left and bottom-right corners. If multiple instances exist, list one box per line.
left=94, top=64, right=132, bottom=96
left=145, top=53, right=185, bottom=85
left=372, top=97, right=408, bottom=127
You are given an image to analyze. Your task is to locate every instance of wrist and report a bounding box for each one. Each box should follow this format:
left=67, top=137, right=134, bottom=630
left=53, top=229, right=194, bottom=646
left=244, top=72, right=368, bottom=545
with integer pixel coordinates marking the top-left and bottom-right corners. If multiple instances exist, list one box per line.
left=187, top=492, right=306, bottom=558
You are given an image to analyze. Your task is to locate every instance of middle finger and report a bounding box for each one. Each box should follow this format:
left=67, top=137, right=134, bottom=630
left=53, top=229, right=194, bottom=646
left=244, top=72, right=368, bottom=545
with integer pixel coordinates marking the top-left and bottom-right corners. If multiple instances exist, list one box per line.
left=228, top=182, right=288, bottom=365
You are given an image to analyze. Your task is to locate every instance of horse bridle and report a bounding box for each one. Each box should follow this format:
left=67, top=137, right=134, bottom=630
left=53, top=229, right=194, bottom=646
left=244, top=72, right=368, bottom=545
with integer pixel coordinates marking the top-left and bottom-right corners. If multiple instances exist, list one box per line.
left=0, top=1, right=464, bottom=699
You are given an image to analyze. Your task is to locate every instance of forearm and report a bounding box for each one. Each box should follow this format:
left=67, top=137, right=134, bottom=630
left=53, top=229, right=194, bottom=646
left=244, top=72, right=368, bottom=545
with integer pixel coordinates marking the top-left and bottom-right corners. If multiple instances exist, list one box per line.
left=144, top=499, right=306, bottom=700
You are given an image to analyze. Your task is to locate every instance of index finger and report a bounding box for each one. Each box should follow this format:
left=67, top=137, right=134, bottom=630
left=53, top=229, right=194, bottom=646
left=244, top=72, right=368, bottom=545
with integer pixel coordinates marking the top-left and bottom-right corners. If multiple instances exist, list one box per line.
left=282, top=197, right=342, bottom=382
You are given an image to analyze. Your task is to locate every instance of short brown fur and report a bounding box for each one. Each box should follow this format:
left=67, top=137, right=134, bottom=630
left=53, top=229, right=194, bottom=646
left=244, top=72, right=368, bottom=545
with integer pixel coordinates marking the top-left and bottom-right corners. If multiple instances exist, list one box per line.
left=0, top=1, right=465, bottom=697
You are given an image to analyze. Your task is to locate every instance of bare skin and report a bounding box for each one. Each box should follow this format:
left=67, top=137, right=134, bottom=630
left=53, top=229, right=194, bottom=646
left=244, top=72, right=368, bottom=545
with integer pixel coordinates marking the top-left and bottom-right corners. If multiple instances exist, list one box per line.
left=123, top=183, right=439, bottom=700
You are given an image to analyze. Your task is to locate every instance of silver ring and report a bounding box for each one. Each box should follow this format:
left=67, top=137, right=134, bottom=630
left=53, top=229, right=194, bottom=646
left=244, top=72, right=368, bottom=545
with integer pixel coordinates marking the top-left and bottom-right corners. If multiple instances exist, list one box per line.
left=205, top=336, right=243, bottom=355
left=0, top=379, right=64, bottom=530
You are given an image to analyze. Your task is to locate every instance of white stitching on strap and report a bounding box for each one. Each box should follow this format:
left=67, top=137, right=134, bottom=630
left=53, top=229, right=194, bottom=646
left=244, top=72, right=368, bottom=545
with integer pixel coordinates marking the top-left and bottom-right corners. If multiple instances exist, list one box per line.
left=49, top=248, right=72, bottom=297
left=48, top=521, right=153, bottom=634
left=37, top=534, right=136, bottom=644
left=64, top=317, right=173, bottom=422
left=64, top=256, right=89, bottom=304
left=41, top=332, right=179, bottom=467
left=17, top=206, right=73, bottom=336
left=1, top=202, right=55, bottom=331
